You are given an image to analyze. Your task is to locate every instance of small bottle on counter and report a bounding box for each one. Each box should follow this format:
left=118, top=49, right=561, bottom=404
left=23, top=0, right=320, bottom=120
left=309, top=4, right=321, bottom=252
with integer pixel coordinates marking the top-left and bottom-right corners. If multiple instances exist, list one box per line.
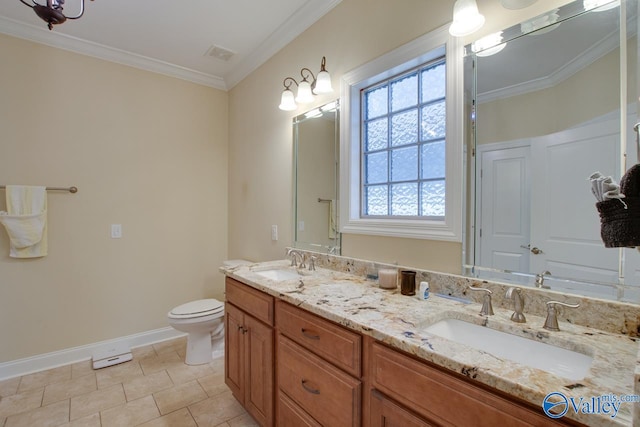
left=417, top=281, right=430, bottom=300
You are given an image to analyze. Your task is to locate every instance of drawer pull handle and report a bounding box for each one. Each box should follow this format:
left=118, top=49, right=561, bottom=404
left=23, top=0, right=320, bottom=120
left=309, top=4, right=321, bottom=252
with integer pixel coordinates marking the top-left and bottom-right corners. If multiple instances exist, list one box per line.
left=301, top=328, right=320, bottom=340
left=301, top=380, right=320, bottom=395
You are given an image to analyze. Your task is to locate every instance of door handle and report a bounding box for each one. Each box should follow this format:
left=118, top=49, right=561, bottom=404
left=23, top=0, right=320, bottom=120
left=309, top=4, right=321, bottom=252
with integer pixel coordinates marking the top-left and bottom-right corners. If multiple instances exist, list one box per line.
left=520, top=244, right=543, bottom=254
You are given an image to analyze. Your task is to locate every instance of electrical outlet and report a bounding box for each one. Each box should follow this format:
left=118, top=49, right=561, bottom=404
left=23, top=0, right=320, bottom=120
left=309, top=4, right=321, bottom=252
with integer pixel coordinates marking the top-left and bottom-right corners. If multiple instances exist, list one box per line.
left=111, top=224, right=122, bottom=239
left=271, top=225, right=278, bottom=241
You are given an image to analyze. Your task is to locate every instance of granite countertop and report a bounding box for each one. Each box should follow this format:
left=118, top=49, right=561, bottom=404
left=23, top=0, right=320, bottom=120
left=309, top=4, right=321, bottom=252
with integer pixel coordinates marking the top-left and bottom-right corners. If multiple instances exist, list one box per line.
left=222, top=259, right=639, bottom=427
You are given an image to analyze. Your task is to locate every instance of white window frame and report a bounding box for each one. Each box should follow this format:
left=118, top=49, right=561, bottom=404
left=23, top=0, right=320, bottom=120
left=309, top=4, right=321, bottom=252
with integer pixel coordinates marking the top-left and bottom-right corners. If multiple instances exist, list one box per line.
left=339, top=24, right=463, bottom=241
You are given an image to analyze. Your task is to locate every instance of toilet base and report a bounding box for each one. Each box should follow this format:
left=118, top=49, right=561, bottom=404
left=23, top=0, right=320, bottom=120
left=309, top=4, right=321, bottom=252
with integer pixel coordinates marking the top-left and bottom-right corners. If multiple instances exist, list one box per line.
left=184, top=328, right=225, bottom=365
left=185, top=331, right=214, bottom=365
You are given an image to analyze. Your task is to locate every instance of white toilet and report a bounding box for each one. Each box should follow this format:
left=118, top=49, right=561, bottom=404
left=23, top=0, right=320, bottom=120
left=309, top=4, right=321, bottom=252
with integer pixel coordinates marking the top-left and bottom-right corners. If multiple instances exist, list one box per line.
left=167, top=299, right=225, bottom=365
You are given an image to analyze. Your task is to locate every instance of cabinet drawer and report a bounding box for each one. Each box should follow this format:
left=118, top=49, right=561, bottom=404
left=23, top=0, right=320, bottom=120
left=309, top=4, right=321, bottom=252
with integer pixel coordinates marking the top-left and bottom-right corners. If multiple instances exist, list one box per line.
left=278, top=392, right=322, bottom=427
left=278, top=334, right=361, bottom=427
left=370, top=342, right=567, bottom=427
left=276, top=301, right=361, bottom=377
left=370, top=389, right=436, bottom=427
left=226, top=277, right=274, bottom=326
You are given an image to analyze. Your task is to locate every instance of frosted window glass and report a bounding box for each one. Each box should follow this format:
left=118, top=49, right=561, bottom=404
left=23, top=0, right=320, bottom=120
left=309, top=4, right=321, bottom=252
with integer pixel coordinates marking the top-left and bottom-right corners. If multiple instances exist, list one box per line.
left=421, top=101, right=446, bottom=140
left=391, top=146, right=418, bottom=182
left=366, top=118, right=388, bottom=151
left=366, top=86, right=388, bottom=120
left=422, top=180, right=445, bottom=216
left=391, top=183, right=418, bottom=216
left=366, top=185, right=388, bottom=215
left=391, top=110, right=418, bottom=147
left=391, top=74, right=418, bottom=112
left=359, top=54, right=446, bottom=220
left=421, top=63, right=446, bottom=103
left=421, top=141, right=445, bottom=179
left=365, top=152, right=388, bottom=184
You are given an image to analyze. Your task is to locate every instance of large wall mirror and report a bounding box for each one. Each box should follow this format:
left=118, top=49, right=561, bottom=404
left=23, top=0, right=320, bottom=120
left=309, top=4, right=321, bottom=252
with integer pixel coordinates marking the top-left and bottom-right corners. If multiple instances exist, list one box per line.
left=463, top=0, right=640, bottom=302
left=293, top=101, right=341, bottom=254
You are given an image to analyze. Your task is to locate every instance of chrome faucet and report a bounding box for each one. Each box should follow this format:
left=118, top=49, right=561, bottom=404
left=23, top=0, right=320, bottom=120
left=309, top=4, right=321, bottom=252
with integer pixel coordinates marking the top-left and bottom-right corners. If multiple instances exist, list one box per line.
left=535, top=270, right=551, bottom=289
left=287, top=249, right=306, bottom=269
left=505, top=287, right=526, bottom=323
left=308, top=255, right=317, bottom=271
left=543, top=301, right=580, bottom=331
left=468, top=286, right=494, bottom=316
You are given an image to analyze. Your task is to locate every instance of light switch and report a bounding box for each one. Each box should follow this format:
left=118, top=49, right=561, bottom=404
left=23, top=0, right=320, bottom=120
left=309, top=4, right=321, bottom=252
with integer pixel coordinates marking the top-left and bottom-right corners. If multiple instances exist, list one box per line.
left=271, top=225, right=278, bottom=241
left=111, top=224, right=122, bottom=239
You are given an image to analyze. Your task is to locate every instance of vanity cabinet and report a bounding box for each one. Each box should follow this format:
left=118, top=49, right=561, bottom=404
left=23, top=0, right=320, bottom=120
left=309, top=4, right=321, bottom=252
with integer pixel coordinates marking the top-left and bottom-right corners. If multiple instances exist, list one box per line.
left=225, top=275, right=583, bottom=427
left=365, top=337, right=577, bottom=426
left=275, top=301, right=362, bottom=426
left=225, top=277, right=274, bottom=427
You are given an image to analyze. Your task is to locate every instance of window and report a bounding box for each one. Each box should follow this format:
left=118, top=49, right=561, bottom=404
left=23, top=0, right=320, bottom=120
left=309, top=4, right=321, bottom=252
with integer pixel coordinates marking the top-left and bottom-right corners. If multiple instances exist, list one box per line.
left=362, top=59, right=446, bottom=218
left=340, top=25, right=463, bottom=241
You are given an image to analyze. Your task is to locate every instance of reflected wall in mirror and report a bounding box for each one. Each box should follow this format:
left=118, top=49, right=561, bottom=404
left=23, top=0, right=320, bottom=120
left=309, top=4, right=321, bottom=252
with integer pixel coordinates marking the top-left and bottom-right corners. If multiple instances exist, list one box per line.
left=464, top=0, right=640, bottom=302
left=293, top=101, right=341, bottom=254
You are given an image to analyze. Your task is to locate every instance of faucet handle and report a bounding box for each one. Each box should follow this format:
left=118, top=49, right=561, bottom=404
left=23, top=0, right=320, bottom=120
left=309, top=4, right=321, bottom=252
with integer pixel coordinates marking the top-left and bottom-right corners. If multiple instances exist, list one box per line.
left=506, top=287, right=526, bottom=323
left=287, top=249, right=298, bottom=267
left=543, top=301, right=580, bottom=331
left=308, top=255, right=317, bottom=271
left=468, top=286, right=494, bottom=316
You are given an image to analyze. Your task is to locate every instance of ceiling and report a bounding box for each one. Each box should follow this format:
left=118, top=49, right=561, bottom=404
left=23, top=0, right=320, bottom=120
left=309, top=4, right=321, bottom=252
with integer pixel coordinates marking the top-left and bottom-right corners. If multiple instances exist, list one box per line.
left=0, top=0, right=342, bottom=90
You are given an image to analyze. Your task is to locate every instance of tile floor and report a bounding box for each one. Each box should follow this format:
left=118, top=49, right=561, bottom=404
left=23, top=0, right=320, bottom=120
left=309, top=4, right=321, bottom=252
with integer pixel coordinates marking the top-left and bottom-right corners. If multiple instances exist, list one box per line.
left=0, top=337, right=258, bottom=427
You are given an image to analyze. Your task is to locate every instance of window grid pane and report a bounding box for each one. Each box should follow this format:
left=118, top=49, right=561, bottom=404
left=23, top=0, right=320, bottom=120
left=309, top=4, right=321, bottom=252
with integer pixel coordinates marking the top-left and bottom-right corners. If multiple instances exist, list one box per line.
left=361, top=58, right=446, bottom=218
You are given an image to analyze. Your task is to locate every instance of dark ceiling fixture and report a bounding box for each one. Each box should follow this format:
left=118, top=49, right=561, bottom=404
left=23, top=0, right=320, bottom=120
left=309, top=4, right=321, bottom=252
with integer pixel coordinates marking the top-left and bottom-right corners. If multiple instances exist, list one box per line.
left=18, top=0, right=94, bottom=31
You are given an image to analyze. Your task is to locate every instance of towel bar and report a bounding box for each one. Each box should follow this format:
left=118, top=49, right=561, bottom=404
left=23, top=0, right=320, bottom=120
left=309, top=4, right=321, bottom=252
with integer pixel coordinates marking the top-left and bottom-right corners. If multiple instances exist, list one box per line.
left=0, top=186, right=77, bottom=193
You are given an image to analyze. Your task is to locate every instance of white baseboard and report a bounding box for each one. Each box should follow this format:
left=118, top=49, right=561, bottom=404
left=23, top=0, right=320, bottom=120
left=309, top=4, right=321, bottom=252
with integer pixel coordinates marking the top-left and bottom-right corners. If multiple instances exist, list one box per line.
left=0, top=327, right=186, bottom=381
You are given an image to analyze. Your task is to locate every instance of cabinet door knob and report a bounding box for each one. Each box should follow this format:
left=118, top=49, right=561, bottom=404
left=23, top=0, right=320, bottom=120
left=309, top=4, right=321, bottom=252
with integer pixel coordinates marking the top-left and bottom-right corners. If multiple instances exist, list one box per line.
left=301, top=328, right=320, bottom=340
left=301, top=379, right=320, bottom=395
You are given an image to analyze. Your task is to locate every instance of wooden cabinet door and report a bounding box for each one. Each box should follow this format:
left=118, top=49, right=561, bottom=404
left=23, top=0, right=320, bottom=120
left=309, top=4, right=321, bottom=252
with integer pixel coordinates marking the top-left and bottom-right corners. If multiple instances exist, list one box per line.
left=225, top=303, right=245, bottom=403
left=245, top=314, right=274, bottom=427
left=370, top=390, right=436, bottom=427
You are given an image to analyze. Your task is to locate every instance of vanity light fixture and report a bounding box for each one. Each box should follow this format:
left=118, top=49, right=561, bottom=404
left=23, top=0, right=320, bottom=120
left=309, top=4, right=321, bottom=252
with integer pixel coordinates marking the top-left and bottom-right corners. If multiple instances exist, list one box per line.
left=449, top=0, right=485, bottom=37
left=500, top=0, right=537, bottom=9
left=583, top=0, right=619, bottom=12
left=472, top=32, right=507, bottom=57
left=18, top=0, right=94, bottom=30
left=304, top=108, right=322, bottom=119
left=279, top=56, right=334, bottom=111
left=521, top=9, right=560, bottom=34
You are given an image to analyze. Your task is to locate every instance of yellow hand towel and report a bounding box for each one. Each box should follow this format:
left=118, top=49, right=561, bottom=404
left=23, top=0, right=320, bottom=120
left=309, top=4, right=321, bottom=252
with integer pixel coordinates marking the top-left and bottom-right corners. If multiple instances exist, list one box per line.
left=0, top=185, right=48, bottom=258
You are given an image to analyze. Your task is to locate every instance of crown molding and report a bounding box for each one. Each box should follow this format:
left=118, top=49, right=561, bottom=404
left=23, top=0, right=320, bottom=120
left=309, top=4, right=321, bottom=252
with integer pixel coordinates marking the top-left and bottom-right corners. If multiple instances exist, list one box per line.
left=0, top=15, right=228, bottom=90
left=224, top=0, right=343, bottom=89
left=477, top=29, right=619, bottom=104
left=0, top=0, right=342, bottom=91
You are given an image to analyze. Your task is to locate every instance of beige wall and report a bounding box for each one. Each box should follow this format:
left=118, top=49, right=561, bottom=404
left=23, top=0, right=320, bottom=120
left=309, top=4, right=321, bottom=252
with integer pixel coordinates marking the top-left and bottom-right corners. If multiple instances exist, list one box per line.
left=0, top=34, right=229, bottom=362
left=227, top=0, right=570, bottom=272
left=0, top=0, right=575, bottom=363
left=477, top=49, right=621, bottom=145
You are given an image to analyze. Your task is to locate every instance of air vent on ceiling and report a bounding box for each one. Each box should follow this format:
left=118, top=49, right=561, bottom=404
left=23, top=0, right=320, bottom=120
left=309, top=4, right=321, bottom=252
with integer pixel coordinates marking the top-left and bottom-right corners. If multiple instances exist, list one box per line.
left=204, top=45, right=236, bottom=61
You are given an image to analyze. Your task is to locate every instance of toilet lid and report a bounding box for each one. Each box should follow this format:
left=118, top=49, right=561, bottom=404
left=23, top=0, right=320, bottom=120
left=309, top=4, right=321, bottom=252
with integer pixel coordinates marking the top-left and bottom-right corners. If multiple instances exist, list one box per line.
left=169, top=299, right=223, bottom=318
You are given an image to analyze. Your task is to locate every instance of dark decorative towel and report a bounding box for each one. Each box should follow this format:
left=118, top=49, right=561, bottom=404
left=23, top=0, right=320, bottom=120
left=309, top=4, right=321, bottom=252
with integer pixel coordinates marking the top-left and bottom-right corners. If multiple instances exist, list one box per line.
left=620, top=163, right=640, bottom=197
left=597, top=162, right=640, bottom=248
left=597, top=198, right=640, bottom=247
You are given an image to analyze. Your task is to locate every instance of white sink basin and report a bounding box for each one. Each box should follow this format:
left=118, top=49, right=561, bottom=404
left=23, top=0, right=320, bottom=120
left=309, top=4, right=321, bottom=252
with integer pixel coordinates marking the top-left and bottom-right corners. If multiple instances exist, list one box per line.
left=254, top=269, right=300, bottom=281
left=424, top=319, right=592, bottom=380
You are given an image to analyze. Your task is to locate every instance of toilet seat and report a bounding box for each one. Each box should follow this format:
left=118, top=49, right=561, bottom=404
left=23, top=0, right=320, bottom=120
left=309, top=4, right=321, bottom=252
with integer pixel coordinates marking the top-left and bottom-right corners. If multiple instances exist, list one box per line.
left=168, top=299, right=223, bottom=319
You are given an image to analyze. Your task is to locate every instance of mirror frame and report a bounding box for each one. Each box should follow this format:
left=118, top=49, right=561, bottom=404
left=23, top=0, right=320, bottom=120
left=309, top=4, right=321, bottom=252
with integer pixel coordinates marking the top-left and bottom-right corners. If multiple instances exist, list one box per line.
left=462, top=0, right=638, bottom=302
left=292, top=100, right=341, bottom=254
